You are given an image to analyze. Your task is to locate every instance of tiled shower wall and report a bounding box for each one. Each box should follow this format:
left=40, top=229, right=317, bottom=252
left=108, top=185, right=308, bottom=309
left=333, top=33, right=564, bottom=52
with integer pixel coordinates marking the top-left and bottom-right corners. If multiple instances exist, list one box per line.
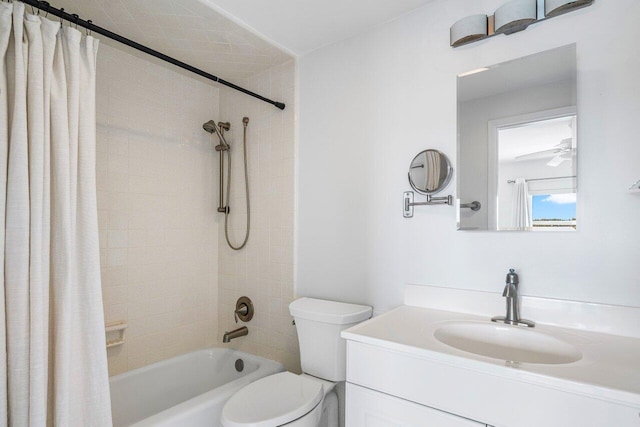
left=96, top=44, right=220, bottom=375
left=218, top=60, right=299, bottom=372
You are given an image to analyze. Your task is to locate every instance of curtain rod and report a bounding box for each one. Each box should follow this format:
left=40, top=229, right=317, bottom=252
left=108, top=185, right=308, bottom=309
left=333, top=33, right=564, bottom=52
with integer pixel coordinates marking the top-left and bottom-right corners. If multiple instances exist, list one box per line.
left=18, top=0, right=286, bottom=110
left=507, top=175, right=576, bottom=184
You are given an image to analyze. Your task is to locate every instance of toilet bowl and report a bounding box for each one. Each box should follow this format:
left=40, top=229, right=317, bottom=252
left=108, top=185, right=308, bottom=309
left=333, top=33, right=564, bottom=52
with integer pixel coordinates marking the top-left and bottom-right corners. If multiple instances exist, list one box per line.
left=220, top=298, right=372, bottom=427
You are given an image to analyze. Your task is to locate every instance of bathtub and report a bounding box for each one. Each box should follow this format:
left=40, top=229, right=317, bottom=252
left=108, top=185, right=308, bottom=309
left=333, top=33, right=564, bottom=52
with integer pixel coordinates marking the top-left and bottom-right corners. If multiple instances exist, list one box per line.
left=110, top=348, right=284, bottom=427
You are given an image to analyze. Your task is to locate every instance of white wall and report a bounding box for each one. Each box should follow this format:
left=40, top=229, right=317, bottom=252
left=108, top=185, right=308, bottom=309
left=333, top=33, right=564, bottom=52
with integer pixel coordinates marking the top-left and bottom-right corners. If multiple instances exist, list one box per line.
left=96, top=44, right=220, bottom=375
left=297, top=0, right=640, bottom=312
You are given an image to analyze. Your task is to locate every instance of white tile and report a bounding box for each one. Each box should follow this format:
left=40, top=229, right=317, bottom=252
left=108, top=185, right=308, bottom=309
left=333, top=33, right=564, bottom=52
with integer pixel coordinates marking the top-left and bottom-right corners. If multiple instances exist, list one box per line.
left=97, top=42, right=295, bottom=376
left=108, top=210, right=128, bottom=230
left=97, top=45, right=220, bottom=375
left=217, top=63, right=297, bottom=372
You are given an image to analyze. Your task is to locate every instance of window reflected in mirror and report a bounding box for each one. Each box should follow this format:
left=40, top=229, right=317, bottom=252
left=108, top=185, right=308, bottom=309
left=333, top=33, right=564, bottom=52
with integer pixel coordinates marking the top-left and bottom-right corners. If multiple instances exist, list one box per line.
left=495, top=113, right=577, bottom=231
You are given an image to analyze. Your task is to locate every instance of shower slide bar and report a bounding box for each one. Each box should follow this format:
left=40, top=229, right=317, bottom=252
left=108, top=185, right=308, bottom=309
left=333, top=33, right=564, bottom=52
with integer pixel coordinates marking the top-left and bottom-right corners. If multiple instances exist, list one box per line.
left=18, top=0, right=286, bottom=111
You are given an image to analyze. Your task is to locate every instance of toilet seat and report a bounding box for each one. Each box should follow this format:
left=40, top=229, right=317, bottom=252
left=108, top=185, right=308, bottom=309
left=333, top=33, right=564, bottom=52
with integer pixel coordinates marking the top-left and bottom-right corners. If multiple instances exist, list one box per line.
left=221, top=372, right=324, bottom=427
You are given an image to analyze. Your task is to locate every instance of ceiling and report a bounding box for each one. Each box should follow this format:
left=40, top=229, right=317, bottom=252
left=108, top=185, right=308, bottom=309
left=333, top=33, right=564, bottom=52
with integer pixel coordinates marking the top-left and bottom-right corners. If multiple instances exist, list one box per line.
left=499, top=116, right=575, bottom=162
left=42, top=0, right=436, bottom=82
left=203, top=0, right=436, bottom=56
left=47, top=0, right=293, bottom=81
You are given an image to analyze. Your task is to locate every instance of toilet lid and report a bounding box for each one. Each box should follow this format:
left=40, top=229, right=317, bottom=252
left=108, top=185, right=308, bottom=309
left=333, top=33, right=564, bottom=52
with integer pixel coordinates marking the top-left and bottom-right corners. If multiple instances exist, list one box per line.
left=222, top=372, right=323, bottom=427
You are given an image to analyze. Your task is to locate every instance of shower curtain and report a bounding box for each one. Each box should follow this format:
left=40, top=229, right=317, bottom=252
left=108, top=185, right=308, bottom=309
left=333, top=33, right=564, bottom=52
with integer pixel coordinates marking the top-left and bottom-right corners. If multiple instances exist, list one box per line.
left=0, top=3, right=112, bottom=426
left=511, top=178, right=532, bottom=230
left=425, top=150, right=441, bottom=191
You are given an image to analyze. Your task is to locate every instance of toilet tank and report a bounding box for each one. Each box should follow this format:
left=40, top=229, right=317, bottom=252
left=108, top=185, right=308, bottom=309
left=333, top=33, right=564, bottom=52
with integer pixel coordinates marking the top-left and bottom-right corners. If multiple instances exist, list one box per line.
left=289, top=298, right=372, bottom=382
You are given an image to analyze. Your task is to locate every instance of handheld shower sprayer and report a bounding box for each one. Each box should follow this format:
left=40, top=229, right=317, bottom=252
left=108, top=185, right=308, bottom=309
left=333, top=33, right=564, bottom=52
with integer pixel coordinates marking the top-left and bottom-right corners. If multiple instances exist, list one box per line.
left=202, top=120, right=216, bottom=133
left=203, top=120, right=230, bottom=151
left=203, top=117, right=251, bottom=251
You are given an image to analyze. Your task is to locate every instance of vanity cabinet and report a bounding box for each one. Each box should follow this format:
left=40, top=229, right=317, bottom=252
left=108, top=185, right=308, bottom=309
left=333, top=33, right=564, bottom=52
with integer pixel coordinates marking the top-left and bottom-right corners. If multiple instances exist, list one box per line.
left=346, top=383, right=487, bottom=427
left=344, top=335, right=640, bottom=427
left=342, top=287, right=640, bottom=427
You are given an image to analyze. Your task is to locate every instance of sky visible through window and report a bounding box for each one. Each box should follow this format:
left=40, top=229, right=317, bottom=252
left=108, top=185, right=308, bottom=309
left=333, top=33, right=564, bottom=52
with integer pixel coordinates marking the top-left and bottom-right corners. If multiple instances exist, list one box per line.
left=532, top=194, right=576, bottom=220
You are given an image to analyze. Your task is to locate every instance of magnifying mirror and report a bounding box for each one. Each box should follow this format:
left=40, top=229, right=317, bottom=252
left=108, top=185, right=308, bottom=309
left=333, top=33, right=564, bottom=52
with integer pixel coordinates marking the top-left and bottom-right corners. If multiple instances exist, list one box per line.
left=408, top=149, right=453, bottom=195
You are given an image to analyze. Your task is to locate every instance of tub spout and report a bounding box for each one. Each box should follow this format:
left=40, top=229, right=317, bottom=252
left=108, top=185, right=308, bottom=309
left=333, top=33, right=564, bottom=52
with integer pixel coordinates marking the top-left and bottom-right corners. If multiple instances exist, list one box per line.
left=223, top=326, right=248, bottom=343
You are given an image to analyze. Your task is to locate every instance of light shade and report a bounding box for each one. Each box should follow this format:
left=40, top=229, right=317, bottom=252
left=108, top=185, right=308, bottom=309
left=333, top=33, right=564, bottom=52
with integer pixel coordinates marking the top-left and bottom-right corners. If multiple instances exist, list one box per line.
left=494, top=0, right=537, bottom=34
left=450, top=14, right=488, bottom=47
left=545, top=0, right=593, bottom=18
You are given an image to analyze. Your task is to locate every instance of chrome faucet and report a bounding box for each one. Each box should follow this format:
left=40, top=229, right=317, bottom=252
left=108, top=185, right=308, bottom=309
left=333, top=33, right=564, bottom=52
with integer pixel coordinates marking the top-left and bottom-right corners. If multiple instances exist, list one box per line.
left=491, top=269, right=535, bottom=327
left=223, top=326, right=248, bottom=343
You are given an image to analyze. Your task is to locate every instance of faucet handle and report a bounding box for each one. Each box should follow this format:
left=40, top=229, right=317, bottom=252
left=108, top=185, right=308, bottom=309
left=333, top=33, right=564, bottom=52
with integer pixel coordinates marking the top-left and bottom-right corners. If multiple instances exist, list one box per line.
left=234, top=296, right=254, bottom=323
left=234, top=305, right=247, bottom=323
left=502, top=283, right=517, bottom=297
left=502, top=268, right=519, bottom=297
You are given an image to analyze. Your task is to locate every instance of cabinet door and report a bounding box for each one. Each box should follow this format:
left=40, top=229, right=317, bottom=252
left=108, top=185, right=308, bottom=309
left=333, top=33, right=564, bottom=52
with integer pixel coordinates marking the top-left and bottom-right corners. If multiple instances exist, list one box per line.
left=346, top=383, right=486, bottom=427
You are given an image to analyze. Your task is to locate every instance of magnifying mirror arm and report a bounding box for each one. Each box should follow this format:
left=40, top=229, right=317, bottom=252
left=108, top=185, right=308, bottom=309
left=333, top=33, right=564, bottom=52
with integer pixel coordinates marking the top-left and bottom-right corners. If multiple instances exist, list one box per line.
left=410, top=195, right=454, bottom=207
left=403, top=192, right=454, bottom=218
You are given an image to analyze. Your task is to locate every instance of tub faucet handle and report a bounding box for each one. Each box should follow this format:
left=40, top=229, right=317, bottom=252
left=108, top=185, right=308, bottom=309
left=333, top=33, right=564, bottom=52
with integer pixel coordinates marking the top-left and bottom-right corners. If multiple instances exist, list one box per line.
left=234, top=296, right=254, bottom=323
left=234, top=304, right=248, bottom=323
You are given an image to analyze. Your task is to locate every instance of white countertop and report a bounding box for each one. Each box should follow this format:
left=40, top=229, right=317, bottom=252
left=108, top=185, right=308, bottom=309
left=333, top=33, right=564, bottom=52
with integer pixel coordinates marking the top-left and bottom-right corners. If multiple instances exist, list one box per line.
left=342, top=305, right=640, bottom=408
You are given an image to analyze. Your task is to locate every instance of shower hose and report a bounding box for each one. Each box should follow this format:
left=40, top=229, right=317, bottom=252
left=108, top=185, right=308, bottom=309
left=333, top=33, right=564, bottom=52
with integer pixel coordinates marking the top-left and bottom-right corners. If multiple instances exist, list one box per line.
left=224, top=117, right=250, bottom=250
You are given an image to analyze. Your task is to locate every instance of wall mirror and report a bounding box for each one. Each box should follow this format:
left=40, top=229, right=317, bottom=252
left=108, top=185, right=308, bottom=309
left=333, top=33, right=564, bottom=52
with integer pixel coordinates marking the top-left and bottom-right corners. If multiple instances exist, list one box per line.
left=408, top=149, right=453, bottom=194
left=457, top=44, right=577, bottom=231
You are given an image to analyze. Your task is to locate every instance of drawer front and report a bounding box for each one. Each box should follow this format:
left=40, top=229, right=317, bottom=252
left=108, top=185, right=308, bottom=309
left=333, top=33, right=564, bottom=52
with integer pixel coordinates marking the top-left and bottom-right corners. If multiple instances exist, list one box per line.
left=346, top=383, right=485, bottom=427
left=346, top=341, right=640, bottom=427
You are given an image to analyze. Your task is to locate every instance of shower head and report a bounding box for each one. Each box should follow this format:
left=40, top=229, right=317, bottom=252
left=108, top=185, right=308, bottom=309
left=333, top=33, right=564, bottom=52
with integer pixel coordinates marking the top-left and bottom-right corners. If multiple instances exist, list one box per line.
left=203, top=120, right=217, bottom=134
left=203, top=119, right=230, bottom=150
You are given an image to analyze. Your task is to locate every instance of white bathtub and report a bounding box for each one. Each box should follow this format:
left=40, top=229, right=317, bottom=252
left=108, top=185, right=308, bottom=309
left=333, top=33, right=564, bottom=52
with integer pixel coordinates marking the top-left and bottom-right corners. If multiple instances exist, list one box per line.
left=110, top=348, right=284, bottom=427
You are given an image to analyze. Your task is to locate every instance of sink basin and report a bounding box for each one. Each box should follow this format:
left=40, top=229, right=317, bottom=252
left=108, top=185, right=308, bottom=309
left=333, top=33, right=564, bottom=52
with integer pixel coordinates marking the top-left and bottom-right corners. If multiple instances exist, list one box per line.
left=434, top=321, right=582, bottom=364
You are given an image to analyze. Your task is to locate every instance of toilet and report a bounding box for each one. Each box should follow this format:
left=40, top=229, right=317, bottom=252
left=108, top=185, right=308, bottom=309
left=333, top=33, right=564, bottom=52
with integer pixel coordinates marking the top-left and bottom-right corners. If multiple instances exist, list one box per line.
left=221, top=297, right=372, bottom=427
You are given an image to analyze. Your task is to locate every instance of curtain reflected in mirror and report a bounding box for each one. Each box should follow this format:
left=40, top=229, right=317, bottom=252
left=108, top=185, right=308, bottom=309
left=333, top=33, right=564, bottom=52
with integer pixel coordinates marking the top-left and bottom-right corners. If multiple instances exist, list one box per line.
left=426, top=150, right=442, bottom=191
left=511, top=178, right=532, bottom=230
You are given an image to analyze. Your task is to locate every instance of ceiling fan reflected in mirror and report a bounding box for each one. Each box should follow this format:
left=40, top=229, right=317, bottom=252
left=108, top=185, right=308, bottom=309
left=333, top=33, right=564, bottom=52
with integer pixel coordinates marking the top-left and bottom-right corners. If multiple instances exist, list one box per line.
left=515, top=138, right=575, bottom=167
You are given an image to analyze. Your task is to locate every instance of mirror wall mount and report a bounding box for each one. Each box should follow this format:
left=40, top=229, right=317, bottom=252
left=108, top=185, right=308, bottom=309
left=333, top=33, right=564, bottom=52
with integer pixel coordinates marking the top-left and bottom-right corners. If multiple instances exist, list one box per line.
left=403, top=192, right=453, bottom=218
left=404, top=149, right=477, bottom=218
left=450, top=0, right=593, bottom=48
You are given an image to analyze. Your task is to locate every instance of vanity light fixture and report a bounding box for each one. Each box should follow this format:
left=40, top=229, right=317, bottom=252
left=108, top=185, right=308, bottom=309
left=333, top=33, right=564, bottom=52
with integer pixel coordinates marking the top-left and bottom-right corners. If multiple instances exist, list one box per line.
left=450, top=15, right=488, bottom=48
left=494, top=0, right=537, bottom=34
left=545, top=0, right=594, bottom=17
left=450, top=0, right=594, bottom=47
